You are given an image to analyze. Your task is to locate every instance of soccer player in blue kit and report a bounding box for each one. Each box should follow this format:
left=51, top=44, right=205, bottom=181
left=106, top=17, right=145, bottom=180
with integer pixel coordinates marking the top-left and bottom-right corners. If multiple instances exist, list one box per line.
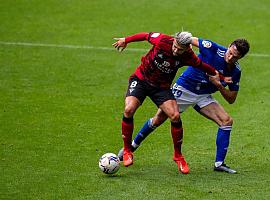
left=118, top=36, right=250, bottom=174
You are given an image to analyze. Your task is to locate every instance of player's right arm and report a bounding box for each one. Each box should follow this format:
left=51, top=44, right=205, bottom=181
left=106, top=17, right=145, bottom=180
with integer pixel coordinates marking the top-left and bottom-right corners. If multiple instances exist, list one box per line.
left=112, top=32, right=149, bottom=52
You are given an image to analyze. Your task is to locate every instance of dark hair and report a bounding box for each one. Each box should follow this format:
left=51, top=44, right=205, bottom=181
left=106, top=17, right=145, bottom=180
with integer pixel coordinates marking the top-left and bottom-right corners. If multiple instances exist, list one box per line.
left=231, top=39, right=250, bottom=57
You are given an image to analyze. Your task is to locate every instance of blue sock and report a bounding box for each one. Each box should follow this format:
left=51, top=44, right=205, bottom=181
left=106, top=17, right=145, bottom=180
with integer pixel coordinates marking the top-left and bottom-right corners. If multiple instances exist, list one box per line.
left=133, top=118, right=157, bottom=147
left=215, top=126, right=232, bottom=165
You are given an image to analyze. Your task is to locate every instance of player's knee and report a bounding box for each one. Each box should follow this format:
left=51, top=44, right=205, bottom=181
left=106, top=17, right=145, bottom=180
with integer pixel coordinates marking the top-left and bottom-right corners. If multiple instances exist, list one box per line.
left=169, top=111, right=180, bottom=123
left=221, top=115, right=233, bottom=126
left=124, top=105, right=136, bottom=118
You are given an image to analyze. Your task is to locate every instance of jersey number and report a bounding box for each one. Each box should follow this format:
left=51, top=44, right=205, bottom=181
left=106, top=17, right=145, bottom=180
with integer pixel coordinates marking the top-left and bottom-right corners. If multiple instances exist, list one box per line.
left=130, top=81, right=137, bottom=88
left=172, top=88, right=182, bottom=98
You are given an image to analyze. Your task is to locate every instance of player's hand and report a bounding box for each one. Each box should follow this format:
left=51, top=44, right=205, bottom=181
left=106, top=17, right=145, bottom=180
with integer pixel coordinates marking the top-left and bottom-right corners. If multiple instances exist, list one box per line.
left=224, top=77, right=232, bottom=84
left=209, top=70, right=232, bottom=85
left=208, top=70, right=221, bottom=86
left=112, top=38, right=127, bottom=52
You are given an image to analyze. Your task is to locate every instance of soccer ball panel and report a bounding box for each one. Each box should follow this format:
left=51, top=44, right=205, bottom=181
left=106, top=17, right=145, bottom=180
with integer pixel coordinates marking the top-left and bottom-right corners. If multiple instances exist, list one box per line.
left=99, top=153, right=120, bottom=174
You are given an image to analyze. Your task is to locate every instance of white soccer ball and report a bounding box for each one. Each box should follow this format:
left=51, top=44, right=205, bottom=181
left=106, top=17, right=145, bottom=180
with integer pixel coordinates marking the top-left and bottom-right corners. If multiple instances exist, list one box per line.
left=99, top=153, right=120, bottom=174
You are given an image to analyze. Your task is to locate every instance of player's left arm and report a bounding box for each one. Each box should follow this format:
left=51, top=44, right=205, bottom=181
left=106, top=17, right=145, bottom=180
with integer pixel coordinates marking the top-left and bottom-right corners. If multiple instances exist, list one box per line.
left=209, top=72, right=238, bottom=104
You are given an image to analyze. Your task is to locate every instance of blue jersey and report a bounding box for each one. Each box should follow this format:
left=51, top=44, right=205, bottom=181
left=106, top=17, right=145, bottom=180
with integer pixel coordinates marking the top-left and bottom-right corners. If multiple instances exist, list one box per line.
left=176, top=39, right=241, bottom=95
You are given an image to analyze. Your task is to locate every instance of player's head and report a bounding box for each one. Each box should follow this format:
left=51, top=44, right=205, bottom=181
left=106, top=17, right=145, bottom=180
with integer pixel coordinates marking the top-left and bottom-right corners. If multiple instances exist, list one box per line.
left=173, top=32, right=192, bottom=56
left=225, top=39, right=250, bottom=64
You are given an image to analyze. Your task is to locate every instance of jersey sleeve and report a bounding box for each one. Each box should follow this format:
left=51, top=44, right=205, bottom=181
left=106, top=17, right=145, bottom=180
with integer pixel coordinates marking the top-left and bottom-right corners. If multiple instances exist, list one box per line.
left=124, top=32, right=149, bottom=43
left=147, top=32, right=164, bottom=45
left=124, top=32, right=164, bottom=45
left=228, top=68, right=241, bottom=91
left=198, top=38, right=219, bottom=56
left=185, top=50, right=225, bottom=79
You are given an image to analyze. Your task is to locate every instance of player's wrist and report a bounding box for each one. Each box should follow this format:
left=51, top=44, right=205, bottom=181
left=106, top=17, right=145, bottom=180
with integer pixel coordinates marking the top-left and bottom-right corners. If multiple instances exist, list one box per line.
left=125, top=36, right=132, bottom=43
left=216, top=83, right=224, bottom=90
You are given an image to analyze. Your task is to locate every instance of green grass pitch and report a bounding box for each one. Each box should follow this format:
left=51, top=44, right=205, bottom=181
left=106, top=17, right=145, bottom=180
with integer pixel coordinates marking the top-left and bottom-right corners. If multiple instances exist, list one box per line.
left=1, top=0, right=270, bottom=199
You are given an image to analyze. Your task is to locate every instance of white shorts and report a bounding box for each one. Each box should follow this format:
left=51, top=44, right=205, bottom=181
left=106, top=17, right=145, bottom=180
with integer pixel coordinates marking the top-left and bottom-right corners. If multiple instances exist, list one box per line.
left=172, top=83, right=218, bottom=113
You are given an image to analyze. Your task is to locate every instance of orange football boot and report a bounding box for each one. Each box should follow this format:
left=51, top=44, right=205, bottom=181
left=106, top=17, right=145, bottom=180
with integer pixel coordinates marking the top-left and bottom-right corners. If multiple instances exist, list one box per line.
left=173, top=154, right=189, bottom=174
left=123, top=150, right=133, bottom=167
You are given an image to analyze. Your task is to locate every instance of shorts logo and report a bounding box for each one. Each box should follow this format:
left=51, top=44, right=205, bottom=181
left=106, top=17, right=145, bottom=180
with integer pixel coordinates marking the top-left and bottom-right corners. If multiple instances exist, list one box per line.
left=202, top=40, right=212, bottom=48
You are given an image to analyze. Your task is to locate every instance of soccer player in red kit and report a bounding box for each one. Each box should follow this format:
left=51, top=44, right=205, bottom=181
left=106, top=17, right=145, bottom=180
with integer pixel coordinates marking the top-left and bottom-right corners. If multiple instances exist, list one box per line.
left=112, top=32, right=231, bottom=173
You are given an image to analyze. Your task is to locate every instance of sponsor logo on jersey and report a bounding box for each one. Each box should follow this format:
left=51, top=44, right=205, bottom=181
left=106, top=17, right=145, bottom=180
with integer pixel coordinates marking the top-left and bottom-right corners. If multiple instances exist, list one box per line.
left=154, top=60, right=173, bottom=73
left=163, top=61, right=170, bottom=67
left=202, top=40, right=212, bottom=48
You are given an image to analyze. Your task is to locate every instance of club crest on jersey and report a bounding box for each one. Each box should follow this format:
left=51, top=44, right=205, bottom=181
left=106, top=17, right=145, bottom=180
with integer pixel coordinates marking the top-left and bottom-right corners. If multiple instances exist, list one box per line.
left=151, top=32, right=160, bottom=38
left=202, top=40, right=212, bottom=48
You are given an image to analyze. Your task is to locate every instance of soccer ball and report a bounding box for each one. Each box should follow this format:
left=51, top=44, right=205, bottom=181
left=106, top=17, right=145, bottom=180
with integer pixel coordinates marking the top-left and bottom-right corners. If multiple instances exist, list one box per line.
left=99, top=153, right=120, bottom=174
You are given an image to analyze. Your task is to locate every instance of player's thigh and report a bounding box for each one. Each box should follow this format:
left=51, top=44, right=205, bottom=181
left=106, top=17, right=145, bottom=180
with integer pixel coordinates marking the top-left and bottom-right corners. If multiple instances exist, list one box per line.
left=199, top=102, right=231, bottom=126
left=124, top=96, right=141, bottom=116
left=148, top=85, right=179, bottom=121
left=159, top=99, right=179, bottom=122
left=124, top=77, right=145, bottom=117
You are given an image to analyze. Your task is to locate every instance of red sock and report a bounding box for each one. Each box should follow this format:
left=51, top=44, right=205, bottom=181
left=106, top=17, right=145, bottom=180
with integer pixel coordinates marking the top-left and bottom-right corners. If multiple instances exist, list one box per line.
left=171, top=121, right=183, bottom=158
left=122, top=117, right=134, bottom=152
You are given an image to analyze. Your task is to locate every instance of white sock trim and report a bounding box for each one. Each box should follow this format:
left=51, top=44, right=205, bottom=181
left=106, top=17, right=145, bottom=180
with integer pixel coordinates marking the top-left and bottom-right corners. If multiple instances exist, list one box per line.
left=148, top=118, right=157, bottom=129
left=219, top=126, right=232, bottom=131
left=215, top=161, right=223, bottom=167
left=132, top=141, right=139, bottom=148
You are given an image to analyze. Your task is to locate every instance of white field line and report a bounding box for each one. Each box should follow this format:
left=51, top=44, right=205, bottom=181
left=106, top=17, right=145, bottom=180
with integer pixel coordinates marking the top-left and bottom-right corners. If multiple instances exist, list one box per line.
left=0, top=41, right=145, bottom=52
left=0, top=41, right=269, bottom=57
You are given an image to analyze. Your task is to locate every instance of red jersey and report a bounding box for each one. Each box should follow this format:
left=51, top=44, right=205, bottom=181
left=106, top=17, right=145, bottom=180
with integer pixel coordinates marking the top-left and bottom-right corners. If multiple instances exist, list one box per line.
left=125, top=32, right=218, bottom=89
